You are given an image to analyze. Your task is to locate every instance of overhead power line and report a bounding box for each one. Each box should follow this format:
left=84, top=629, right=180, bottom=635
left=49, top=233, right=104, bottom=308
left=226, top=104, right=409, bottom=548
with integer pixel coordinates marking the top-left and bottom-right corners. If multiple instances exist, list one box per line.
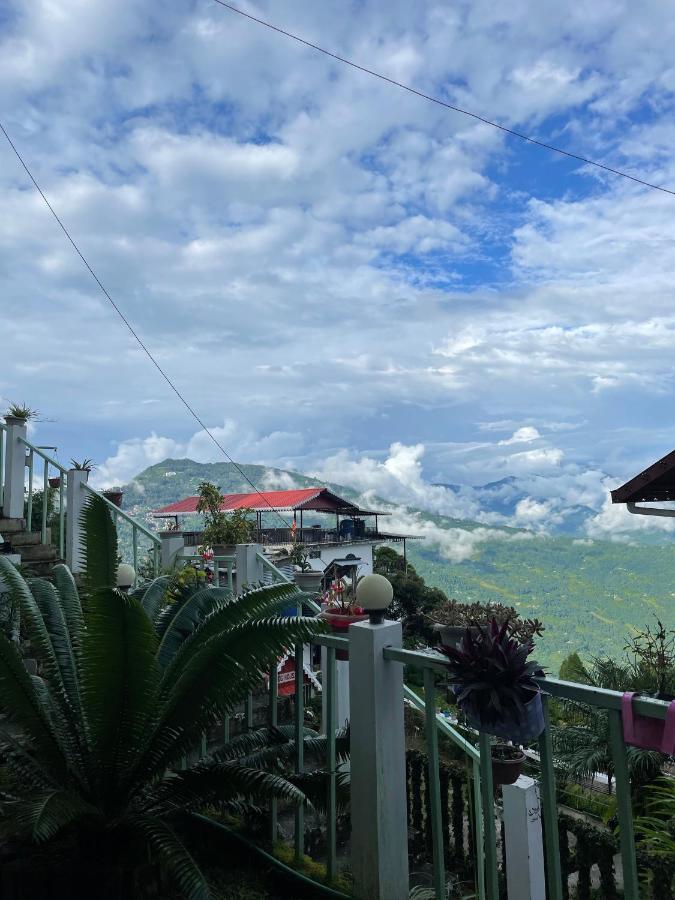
left=212, top=0, right=675, bottom=199
left=0, top=119, right=294, bottom=529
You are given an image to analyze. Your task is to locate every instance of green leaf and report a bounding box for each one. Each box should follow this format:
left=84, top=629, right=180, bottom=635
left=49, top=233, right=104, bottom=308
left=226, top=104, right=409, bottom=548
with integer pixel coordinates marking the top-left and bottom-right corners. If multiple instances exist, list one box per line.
left=135, top=576, right=171, bottom=624
left=156, top=587, right=233, bottom=669
left=81, top=494, right=118, bottom=595
left=80, top=587, right=160, bottom=804
left=0, top=628, right=68, bottom=780
left=51, top=564, right=84, bottom=651
left=126, top=814, right=210, bottom=900
left=14, top=790, right=99, bottom=843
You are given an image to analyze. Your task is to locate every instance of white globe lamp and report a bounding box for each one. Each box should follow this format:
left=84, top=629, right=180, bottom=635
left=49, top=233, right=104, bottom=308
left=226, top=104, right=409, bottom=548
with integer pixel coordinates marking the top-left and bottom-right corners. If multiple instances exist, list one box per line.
left=116, top=563, right=136, bottom=592
left=356, top=573, right=394, bottom=625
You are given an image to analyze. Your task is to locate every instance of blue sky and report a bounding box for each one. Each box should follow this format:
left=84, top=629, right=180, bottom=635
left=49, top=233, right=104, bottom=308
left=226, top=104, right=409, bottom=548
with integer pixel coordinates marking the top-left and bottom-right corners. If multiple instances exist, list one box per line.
left=2, top=0, right=675, bottom=542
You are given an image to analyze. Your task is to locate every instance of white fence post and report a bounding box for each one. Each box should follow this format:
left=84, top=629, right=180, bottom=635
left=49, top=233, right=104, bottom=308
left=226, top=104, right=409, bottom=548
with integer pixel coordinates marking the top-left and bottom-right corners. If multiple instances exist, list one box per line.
left=235, top=543, right=264, bottom=594
left=2, top=419, right=27, bottom=519
left=160, top=532, right=185, bottom=571
left=348, top=619, right=409, bottom=900
left=65, top=468, right=88, bottom=573
left=503, top=775, right=546, bottom=900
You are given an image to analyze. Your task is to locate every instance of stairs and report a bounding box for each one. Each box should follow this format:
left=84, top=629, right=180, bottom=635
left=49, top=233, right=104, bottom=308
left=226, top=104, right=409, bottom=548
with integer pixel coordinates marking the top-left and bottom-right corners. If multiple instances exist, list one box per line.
left=0, top=517, right=61, bottom=577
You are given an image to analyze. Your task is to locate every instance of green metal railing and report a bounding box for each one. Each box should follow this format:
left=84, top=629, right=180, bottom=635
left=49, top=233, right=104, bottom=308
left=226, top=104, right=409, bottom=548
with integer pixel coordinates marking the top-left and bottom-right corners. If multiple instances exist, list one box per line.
left=385, top=646, right=488, bottom=900
left=83, top=483, right=161, bottom=577
left=0, top=422, right=6, bottom=511
left=383, top=646, right=669, bottom=900
left=20, top=437, right=68, bottom=559
left=178, top=552, right=236, bottom=591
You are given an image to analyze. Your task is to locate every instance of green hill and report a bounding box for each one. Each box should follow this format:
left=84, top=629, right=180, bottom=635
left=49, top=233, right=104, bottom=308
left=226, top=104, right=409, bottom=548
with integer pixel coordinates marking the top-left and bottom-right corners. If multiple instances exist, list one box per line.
left=119, top=459, right=675, bottom=672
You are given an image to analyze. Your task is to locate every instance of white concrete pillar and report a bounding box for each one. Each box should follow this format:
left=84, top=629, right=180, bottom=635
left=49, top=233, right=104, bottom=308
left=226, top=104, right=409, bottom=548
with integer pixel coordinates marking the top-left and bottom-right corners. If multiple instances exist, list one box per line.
left=349, top=619, right=409, bottom=900
left=503, top=775, right=546, bottom=900
left=235, top=543, right=264, bottom=593
left=65, top=468, right=88, bottom=573
left=2, top=418, right=27, bottom=519
left=160, top=532, right=185, bottom=571
left=321, top=653, right=350, bottom=731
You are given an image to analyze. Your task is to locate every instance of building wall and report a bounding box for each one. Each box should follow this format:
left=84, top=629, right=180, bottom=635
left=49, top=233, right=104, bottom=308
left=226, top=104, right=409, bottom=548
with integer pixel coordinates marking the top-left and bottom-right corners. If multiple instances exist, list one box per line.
left=312, top=541, right=374, bottom=576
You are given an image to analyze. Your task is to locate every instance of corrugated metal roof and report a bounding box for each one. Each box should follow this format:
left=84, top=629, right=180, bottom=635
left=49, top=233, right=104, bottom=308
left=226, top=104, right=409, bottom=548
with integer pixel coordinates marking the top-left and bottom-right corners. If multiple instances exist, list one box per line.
left=153, top=487, right=388, bottom=516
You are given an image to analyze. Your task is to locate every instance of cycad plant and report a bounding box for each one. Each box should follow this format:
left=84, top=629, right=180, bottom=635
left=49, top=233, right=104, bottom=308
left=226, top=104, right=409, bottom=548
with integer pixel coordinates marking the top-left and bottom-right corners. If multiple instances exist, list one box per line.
left=0, top=495, right=326, bottom=898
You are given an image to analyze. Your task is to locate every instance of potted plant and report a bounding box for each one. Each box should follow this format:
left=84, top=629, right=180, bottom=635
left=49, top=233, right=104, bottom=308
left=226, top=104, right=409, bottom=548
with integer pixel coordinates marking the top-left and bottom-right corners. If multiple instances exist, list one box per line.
left=430, top=599, right=544, bottom=650
left=48, top=476, right=61, bottom=489
left=70, top=458, right=94, bottom=473
left=287, top=542, right=324, bottom=593
left=196, top=481, right=254, bottom=556
left=102, top=486, right=124, bottom=508
left=3, top=402, right=39, bottom=427
left=491, top=743, right=527, bottom=786
left=319, top=580, right=367, bottom=661
left=440, top=618, right=545, bottom=744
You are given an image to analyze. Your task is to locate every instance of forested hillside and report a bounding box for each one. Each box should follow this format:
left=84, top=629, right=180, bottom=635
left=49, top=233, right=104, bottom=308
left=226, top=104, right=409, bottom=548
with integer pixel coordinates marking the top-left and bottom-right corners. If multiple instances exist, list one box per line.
left=121, top=459, right=675, bottom=671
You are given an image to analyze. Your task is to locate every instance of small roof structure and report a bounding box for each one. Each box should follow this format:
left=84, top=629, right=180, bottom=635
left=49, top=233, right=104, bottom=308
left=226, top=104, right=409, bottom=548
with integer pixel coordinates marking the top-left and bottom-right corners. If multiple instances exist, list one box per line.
left=153, top=486, right=389, bottom=518
left=611, top=449, right=675, bottom=504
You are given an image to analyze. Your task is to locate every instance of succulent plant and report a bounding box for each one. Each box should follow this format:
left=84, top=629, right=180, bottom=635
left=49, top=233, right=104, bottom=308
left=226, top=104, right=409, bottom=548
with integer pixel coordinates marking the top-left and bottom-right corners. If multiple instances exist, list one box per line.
left=439, top=617, right=544, bottom=726
left=430, top=599, right=545, bottom=644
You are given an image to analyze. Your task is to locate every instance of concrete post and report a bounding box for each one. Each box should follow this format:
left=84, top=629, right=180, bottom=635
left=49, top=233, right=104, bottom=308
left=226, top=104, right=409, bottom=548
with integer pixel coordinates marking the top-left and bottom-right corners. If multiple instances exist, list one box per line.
left=65, top=468, right=88, bottom=573
left=349, top=619, right=409, bottom=900
left=503, top=775, right=546, bottom=900
left=160, top=532, right=185, bottom=571
left=2, top=419, right=27, bottom=519
left=321, top=654, right=350, bottom=731
left=235, top=543, right=264, bottom=594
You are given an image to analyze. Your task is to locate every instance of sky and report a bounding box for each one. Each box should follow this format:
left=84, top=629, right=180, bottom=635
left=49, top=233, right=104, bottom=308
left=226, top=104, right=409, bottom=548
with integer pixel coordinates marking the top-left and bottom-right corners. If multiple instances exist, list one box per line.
left=2, top=0, right=675, bottom=542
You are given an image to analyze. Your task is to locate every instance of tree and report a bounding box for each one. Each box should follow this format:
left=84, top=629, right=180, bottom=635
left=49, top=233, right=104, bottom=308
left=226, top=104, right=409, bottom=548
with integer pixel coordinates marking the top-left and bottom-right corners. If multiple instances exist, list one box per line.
left=0, top=495, right=325, bottom=898
left=373, top=547, right=444, bottom=643
left=553, top=640, right=668, bottom=798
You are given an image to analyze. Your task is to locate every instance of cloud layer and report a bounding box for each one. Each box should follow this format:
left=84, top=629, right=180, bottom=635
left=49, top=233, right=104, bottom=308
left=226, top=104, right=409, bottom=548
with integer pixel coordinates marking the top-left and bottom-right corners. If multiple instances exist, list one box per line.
left=2, top=0, right=675, bottom=535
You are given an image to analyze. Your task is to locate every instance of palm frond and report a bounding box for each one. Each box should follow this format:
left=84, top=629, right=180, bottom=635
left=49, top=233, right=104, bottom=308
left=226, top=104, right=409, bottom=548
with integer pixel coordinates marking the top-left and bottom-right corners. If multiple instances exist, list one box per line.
left=51, top=564, right=84, bottom=651
left=81, top=494, right=118, bottom=594
left=136, top=616, right=324, bottom=784
left=134, top=576, right=171, bottom=624
left=80, top=587, right=160, bottom=803
left=28, top=578, right=83, bottom=724
left=156, top=587, right=234, bottom=669
left=0, top=559, right=64, bottom=698
left=146, top=763, right=308, bottom=814
left=13, top=789, right=98, bottom=843
left=127, top=813, right=210, bottom=900
left=287, top=769, right=351, bottom=815
left=0, top=629, right=68, bottom=780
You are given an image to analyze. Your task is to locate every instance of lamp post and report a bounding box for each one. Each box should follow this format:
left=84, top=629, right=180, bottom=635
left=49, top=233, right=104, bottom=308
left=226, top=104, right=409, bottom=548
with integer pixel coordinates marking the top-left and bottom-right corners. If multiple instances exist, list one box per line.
left=116, top=563, right=136, bottom=593
left=355, top=572, right=394, bottom=625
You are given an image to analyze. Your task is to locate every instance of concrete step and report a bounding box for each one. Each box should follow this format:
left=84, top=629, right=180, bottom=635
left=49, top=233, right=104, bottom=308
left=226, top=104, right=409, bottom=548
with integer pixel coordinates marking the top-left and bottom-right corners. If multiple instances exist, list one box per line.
left=0, top=518, right=26, bottom=534
left=25, top=559, right=63, bottom=578
left=18, top=544, right=58, bottom=562
left=9, top=531, right=43, bottom=547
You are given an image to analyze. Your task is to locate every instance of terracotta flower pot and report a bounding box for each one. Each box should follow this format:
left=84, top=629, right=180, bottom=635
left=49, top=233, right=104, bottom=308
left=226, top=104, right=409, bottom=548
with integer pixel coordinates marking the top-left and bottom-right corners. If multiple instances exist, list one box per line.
left=48, top=477, right=61, bottom=489
left=491, top=744, right=526, bottom=786
left=434, top=623, right=480, bottom=650
left=102, top=490, right=123, bottom=508
left=319, top=610, right=368, bottom=661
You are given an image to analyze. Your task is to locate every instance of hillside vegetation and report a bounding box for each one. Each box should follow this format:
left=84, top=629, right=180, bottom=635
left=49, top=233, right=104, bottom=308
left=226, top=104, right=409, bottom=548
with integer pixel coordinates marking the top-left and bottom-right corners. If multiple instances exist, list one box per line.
left=122, top=459, right=675, bottom=671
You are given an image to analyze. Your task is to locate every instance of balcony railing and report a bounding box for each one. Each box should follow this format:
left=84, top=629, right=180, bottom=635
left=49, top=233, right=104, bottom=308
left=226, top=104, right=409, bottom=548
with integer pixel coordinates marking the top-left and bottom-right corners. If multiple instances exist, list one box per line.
left=202, top=572, right=670, bottom=900
left=182, top=526, right=400, bottom=549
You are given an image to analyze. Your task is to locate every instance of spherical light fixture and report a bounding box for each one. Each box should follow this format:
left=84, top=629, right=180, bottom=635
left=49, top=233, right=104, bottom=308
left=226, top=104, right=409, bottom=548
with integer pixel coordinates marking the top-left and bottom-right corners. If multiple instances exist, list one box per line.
left=355, top=573, right=394, bottom=625
left=116, top=563, right=136, bottom=592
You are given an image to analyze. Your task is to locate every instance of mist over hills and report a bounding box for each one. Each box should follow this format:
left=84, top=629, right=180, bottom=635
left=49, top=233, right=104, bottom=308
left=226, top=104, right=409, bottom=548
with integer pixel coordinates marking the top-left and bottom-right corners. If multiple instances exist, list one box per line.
left=122, top=458, right=675, bottom=672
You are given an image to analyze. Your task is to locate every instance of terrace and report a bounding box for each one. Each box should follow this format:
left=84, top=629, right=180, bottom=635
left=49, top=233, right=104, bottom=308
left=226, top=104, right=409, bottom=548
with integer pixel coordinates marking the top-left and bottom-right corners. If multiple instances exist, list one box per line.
left=153, top=486, right=414, bottom=550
